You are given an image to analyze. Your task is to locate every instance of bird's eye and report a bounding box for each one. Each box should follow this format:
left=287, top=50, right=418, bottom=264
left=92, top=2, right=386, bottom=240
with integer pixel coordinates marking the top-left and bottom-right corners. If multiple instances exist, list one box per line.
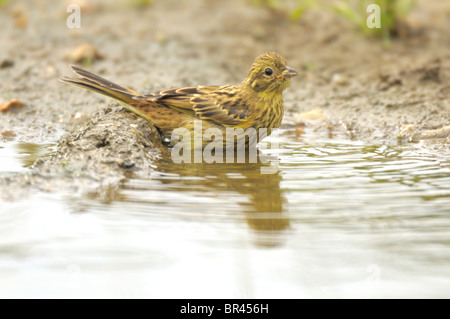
left=264, top=68, right=273, bottom=76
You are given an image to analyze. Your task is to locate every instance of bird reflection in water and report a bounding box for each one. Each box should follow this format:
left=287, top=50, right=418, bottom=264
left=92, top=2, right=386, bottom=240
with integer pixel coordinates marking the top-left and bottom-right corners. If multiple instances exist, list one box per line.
left=152, top=152, right=289, bottom=247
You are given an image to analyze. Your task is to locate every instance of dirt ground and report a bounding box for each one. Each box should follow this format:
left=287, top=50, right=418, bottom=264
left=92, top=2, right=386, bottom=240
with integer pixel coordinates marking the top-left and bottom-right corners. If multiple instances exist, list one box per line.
left=0, top=0, right=449, bottom=196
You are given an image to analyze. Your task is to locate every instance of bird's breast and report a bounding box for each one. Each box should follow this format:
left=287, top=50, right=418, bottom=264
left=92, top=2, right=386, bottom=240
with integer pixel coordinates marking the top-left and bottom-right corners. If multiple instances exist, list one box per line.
left=253, top=94, right=284, bottom=130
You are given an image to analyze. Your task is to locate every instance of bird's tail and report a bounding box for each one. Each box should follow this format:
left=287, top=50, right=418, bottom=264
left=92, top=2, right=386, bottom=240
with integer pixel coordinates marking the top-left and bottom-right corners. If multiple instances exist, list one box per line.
left=60, top=65, right=141, bottom=105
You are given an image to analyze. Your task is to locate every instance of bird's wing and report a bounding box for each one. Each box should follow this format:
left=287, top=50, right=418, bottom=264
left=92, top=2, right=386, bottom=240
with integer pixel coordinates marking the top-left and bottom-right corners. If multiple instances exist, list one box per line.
left=135, top=86, right=251, bottom=128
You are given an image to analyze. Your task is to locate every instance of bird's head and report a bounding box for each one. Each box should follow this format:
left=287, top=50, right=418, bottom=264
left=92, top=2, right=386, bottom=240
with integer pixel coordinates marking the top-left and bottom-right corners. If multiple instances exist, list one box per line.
left=243, top=52, right=298, bottom=96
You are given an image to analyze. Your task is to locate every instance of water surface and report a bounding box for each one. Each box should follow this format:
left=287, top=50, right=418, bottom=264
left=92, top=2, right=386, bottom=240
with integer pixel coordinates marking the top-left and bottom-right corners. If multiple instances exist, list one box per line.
left=0, top=130, right=449, bottom=298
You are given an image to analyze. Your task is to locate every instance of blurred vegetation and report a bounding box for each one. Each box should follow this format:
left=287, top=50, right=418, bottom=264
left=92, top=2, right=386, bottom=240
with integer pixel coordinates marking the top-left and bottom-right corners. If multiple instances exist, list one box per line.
left=251, top=0, right=417, bottom=45
left=131, top=0, right=154, bottom=6
left=331, top=0, right=416, bottom=45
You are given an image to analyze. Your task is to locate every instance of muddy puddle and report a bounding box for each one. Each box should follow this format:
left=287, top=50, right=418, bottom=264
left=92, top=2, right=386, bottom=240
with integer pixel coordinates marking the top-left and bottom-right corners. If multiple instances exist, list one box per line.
left=1, top=128, right=449, bottom=298
left=0, top=0, right=448, bottom=299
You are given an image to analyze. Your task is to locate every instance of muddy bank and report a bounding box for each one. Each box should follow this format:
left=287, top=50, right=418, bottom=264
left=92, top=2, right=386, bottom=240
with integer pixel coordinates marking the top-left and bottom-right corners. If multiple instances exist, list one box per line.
left=0, top=106, right=165, bottom=200
left=287, top=57, right=450, bottom=151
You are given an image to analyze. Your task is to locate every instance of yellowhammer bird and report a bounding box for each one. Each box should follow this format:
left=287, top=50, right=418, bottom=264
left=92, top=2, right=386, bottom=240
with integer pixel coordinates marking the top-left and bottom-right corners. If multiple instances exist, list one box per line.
left=61, top=52, right=298, bottom=148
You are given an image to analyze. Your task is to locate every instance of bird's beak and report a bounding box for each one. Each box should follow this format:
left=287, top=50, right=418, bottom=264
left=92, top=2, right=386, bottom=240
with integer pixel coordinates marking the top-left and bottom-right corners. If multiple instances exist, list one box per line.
left=282, top=66, right=299, bottom=78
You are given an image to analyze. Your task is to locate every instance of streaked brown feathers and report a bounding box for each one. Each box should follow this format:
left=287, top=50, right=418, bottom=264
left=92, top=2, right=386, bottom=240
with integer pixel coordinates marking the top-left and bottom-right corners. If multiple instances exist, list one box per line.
left=60, top=52, right=298, bottom=144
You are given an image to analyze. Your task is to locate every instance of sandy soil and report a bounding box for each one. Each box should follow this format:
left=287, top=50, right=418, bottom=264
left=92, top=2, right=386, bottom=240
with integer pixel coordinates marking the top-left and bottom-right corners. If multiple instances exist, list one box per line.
left=0, top=0, right=448, bottom=195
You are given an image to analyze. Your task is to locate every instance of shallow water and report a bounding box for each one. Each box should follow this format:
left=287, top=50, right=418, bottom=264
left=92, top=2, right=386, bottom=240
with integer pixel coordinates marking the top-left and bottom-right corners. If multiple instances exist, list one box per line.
left=1, top=130, right=449, bottom=298
left=0, top=142, right=55, bottom=172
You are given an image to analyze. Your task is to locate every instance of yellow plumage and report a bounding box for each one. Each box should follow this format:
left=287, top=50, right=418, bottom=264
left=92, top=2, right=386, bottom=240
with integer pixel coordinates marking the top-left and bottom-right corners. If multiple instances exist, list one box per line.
left=61, top=52, right=298, bottom=147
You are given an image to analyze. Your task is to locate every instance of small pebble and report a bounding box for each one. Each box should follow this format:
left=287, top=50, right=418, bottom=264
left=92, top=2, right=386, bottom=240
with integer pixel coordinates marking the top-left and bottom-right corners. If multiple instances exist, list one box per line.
left=11, top=3, right=28, bottom=29
left=65, top=43, right=104, bottom=63
left=294, top=108, right=328, bottom=123
left=0, top=59, right=14, bottom=69
left=332, top=73, right=349, bottom=86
